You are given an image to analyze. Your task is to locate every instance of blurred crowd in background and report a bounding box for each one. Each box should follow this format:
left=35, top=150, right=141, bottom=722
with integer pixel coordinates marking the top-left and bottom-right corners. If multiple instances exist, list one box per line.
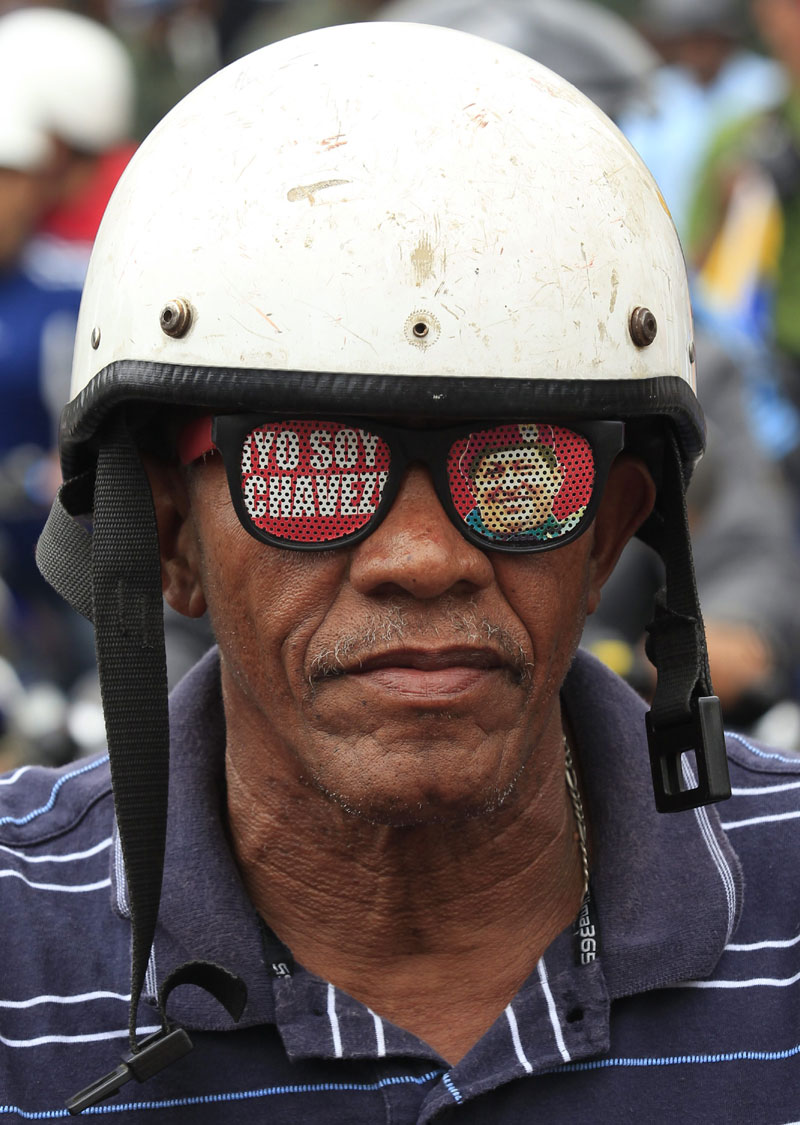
left=3, top=0, right=800, bottom=769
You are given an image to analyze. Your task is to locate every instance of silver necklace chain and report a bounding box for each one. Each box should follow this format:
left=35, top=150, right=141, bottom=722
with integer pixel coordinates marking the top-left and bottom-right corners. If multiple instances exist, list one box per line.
left=564, top=735, right=590, bottom=900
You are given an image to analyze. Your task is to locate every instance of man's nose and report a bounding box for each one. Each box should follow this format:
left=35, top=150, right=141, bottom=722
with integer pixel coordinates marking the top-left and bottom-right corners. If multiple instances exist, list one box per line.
left=348, top=466, right=494, bottom=599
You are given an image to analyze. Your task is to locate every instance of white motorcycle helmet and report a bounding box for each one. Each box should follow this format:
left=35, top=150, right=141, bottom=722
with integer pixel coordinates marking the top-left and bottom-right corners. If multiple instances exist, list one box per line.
left=37, top=22, right=728, bottom=1113
left=0, top=7, right=134, bottom=167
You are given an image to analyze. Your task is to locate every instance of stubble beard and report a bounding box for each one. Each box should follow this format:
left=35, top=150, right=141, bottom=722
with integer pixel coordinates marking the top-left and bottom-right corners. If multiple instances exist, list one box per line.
left=301, top=600, right=537, bottom=826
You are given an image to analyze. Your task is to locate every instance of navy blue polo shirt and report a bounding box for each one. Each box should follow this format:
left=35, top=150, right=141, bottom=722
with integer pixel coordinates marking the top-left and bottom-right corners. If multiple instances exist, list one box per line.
left=1, top=648, right=799, bottom=1122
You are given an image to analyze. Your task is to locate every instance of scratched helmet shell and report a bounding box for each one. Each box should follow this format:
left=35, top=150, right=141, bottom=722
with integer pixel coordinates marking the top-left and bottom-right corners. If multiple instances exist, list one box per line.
left=63, top=19, right=700, bottom=474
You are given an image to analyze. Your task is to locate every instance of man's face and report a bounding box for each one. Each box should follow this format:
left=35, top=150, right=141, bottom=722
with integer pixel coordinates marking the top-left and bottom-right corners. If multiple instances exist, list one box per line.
left=156, top=442, right=651, bottom=828
left=471, top=444, right=564, bottom=535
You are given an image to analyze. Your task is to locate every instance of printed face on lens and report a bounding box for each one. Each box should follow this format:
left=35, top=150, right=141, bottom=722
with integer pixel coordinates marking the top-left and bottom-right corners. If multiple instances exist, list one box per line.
left=451, top=423, right=595, bottom=545
left=469, top=443, right=564, bottom=535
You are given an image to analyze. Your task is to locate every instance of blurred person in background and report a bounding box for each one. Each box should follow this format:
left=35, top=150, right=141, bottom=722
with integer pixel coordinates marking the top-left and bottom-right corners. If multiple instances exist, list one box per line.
left=0, top=7, right=135, bottom=768
left=377, top=0, right=660, bottom=121
left=225, top=0, right=383, bottom=62
left=375, top=0, right=800, bottom=742
left=686, top=0, right=800, bottom=505
left=619, top=0, right=786, bottom=243
left=0, top=6, right=137, bottom=247
left=109, top=0, right=223, bottom=136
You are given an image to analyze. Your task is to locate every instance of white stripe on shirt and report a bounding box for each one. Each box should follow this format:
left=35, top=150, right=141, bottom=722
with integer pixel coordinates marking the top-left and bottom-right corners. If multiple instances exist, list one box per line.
left=145, top=947, right=158, bottom=1004
left=114, top=830, right=129, bottom=917
left=537, top=957, right=570, bottom=1063
left=0, top=991, right=130, bottom=1009
left=727, top=932, right=800, bottom=951
left=0, top=869, right=110, bottom=893
left=721, top=809, right=800, bottom=831
left=0, top=766, right=33, bottom=785
left=731, top=780, right=800, bottom=797
left=504, top=1003, right=533, bottom=1073
left=368, top=1008, right=386, bottom=1057
left=0, top=836, right=112, bottom=864
left=0, top=1024, right=160, bottom=1048
left=327, top=983, right=343, bottom=1057
left=683, top=759, right=738, bottom=937
left=675, top=968, right=800, bottom=990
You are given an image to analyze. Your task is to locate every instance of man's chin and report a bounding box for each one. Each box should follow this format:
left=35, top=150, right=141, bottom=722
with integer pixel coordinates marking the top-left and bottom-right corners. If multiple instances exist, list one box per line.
left=310, top=774, right=523, bottom=829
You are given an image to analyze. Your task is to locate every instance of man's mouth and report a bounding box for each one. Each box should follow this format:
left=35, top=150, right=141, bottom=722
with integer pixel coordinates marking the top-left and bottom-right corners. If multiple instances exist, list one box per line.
left=318, top=646, right=516, bottom=699
left=352, top=647, right=504, bottom=673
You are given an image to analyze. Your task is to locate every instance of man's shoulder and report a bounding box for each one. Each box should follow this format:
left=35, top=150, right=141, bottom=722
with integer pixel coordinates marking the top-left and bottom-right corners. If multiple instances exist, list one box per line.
left=0, top=753, right=113, bottom=850
left=725, top=729, right=800, bottom=774
left=708, top=732, right=800, bottom=947
left=0, top=755, right=133, bottom=1109
left=0, top=752, right=117, bottom=966
left=722, top=729, right=800, bottom=825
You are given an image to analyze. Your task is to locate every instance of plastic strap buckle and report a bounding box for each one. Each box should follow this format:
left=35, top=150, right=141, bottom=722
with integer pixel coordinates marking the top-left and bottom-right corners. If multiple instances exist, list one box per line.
left=65, top=1027, right=193, bottom=1115
left=646, top=695, right=731, bottom=813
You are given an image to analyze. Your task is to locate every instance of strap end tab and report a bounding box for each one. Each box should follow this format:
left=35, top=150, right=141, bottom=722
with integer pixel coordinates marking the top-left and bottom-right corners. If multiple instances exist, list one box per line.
left=65, top=1063, right=132, bottom=1115
left=65, top=1027, right=193, bottom=1115
left=646, top=695, right=732, bottom=813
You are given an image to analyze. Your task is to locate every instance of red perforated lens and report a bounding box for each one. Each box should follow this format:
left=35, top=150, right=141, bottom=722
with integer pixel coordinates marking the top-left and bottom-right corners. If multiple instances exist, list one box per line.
left=220, top=416, right=604, bottom=550
left=239, top=420, right=391, bottom=543
left=447, top=423, right=595, bottom=544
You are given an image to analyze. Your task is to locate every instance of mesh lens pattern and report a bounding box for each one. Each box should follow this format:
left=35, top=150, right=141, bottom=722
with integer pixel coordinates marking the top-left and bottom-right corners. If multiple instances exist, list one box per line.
left=235, top=419, right=596, bottom=547
left=240, top=420, right=391, bottom=543
left=447, top=423, right=594, bottom=544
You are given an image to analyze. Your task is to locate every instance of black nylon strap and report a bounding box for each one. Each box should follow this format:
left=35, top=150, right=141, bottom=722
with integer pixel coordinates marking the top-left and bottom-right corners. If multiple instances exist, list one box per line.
left=158, top=961, right=248, bottom=1025
left=639, top=428, right=730, bottom=811
left=38, top=430, right=249, bottom=1112
left=641, top=428, right=712, bottom=720
left=35, top=472, right=96, bottom=623
left=91, top=419, right=170, bottom=1049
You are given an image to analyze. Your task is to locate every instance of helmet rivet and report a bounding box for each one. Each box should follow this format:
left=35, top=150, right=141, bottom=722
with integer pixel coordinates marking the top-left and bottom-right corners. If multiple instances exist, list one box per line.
left=688, top=339, right=696, bottom=364
left=629, top=306, right=657, bottom=347
left=405, top=310, right=440, bottom=348
left=90, top=326, right=101, bottom=350
left=160, top=298, right=193, bottom=338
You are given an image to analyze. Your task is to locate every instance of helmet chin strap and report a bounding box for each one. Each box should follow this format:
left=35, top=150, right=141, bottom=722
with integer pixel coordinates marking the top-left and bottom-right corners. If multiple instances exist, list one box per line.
left=639, top=427, right=731, bottom=812
left=37, top=417, right=246, bottom=1115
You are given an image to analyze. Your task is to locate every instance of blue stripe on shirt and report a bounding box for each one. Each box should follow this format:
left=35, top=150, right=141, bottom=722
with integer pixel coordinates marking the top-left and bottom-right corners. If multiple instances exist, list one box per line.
left=549, top=1041, right=800, bottom=1073
left=0, top=1070, right=445, bottom=1119
left=0, top=757, right=109, bottom=828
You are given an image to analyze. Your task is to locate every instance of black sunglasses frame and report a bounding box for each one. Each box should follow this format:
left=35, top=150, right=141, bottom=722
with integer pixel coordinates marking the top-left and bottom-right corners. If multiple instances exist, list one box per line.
left=211, top=414, right=626, bottom=554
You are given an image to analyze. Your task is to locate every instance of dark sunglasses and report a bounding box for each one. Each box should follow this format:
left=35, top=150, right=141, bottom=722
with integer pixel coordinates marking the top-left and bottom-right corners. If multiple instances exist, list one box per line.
left=178, top=415, right=625, bottom=553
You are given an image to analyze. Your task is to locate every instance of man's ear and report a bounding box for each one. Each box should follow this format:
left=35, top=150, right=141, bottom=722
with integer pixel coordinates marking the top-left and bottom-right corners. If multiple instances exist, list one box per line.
left=586, top=454, right=656, bottom=615
left=143, top=457, right=207, bottom=619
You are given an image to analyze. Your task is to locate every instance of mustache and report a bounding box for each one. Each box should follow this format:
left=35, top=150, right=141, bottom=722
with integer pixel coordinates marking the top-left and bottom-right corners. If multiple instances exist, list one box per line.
left=307, top=604, right=533, bottom=687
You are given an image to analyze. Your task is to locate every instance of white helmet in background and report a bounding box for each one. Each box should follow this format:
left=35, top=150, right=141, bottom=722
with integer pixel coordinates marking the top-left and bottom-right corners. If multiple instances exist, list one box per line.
left=0, top=7, right=134, bottom=170
left=37, top=24, right=728, bottom=1113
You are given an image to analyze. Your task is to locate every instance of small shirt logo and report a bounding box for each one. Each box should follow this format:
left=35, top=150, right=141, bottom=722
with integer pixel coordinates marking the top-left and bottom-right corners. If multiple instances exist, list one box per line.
left=576, top=896, right=597, bottom=965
